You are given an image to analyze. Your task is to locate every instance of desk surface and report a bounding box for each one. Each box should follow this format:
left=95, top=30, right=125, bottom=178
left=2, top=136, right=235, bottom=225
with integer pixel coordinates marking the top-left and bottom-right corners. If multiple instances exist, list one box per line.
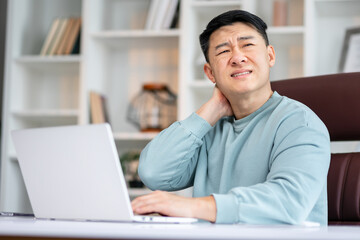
left=1, top=217, right=360, bottom=240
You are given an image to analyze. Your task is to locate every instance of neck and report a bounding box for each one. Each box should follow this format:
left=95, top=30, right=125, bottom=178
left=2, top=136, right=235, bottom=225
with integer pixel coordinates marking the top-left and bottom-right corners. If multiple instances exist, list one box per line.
left=229, top=87, right=274, bottom=120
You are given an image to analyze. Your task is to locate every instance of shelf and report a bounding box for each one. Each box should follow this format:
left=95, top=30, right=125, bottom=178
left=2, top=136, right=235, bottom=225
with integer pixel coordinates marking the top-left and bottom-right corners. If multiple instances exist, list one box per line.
left=16, top=55, right=81, bottom=63
left=15, top=55, right=81, bottom=72
left=128, top=188, right=152, bottom=197
left=11, top=110, right=79, bottom=129
left=267, top=26, right=305, bottom=34
left=91, top=30, right=180, bottom=49
left=12, top=110, right=79, bottom=126
left=188, top=80, right=214, bottom=90
left=12, top=109, right=79, bottom=118
left=192, top=0, right=245, bottom=7
left=91, top=30, right=181, bottom=39
left=113, top=132, right=158, bottom=141
left=10, top=155, right=18, bottom=162
left=314, top=0, right=360, bottom=17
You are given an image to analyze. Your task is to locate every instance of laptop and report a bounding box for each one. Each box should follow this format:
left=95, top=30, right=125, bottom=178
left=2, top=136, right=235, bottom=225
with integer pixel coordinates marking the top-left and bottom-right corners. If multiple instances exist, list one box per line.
left=11, top=123, right=197, bottom=224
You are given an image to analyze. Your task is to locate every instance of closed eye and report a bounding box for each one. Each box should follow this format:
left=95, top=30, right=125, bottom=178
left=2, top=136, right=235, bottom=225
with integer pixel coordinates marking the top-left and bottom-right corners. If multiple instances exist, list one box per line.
left=216, top=50, right=230, bottom=56
left=243, top=43, right=254, bottom=47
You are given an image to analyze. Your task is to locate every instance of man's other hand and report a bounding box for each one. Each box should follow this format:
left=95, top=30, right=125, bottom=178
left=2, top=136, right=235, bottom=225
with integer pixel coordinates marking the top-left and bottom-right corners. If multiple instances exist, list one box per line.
left=131, top=190, right=217, bottom=222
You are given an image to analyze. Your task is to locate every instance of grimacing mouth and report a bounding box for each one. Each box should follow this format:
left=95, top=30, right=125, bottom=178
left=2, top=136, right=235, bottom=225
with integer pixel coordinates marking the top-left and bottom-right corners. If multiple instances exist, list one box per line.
left=231, top=70, right=252, bottom=77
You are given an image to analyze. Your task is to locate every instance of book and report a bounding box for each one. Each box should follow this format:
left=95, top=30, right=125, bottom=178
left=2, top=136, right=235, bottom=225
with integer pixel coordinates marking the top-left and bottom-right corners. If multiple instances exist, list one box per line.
left=152, top=0, right=170, bottom=30
left=64, top=18, right=81, bottom=55
left=70, top=28, right=81, bottom=54
left=90, top=91, right=109, bottom=124
left=48, top=18, right=69, bottom=55
left=100, top=94, right=110, bottom=124
left=170, top=1, right=180, bottom=29
left=40, top=18, right=61, bottom=55
left=55, top=18, right=75, bottom=55
left=273, top=0, right=288, bottom=26
left=162, top=0, right=179, bottom=29
left=145, top=0, right=160, bottom=30
left=288, top=0, right=303, bottom=26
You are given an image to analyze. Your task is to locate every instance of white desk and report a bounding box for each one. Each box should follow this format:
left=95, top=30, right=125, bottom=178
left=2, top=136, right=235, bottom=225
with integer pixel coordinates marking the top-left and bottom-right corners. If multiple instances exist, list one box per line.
left=1, top=217, right=360, bottom=239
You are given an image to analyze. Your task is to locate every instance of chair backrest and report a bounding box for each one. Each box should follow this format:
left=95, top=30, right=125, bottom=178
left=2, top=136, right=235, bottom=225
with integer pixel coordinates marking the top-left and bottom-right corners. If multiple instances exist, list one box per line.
left=327, top=153, right=360, bottom=225
left=271, top=72, right=360, bottom=225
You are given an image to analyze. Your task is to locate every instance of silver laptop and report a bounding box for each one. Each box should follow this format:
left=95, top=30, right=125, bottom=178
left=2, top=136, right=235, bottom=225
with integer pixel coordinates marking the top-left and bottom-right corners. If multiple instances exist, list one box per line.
left=12, top=124, right=197, bottom=224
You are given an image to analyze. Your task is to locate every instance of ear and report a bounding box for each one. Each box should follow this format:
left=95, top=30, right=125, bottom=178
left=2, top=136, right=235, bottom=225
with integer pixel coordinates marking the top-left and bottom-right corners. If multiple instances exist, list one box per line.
left=204, top=63, right=216, bottom=83
left=267, top=45, right=276, bottom=67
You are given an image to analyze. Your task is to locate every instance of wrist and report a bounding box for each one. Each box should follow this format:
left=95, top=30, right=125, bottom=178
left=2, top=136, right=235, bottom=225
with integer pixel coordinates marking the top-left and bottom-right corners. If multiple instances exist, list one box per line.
left=192, top=196, right=217, bottom=222
left=196, top=99, right=226, bottom=126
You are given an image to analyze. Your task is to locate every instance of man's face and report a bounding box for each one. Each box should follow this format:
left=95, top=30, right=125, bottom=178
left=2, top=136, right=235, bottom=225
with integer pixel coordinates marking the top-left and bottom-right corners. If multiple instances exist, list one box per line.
left=204, top=22, right=275, bottom=99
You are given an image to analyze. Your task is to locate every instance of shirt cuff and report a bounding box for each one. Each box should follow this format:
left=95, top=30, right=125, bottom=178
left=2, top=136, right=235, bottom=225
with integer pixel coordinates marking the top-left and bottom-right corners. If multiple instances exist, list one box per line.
left=180, top=113, right=212, bottom=139
left=213, top=193, right=239, bottom=224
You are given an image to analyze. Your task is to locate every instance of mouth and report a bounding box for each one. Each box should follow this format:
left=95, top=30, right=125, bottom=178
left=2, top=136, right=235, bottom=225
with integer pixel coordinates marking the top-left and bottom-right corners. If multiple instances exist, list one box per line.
left=231, top=70, right=252, bottom=78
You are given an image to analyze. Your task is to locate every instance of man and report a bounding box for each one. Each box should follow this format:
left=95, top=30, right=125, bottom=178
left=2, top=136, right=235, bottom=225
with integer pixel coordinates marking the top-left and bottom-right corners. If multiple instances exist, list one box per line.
left=131, top=10, right=330, bottom=225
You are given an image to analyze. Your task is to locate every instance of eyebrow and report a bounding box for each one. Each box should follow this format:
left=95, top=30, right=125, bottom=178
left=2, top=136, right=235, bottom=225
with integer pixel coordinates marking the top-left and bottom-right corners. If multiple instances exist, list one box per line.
left=214, top=36, right=255, bottom=50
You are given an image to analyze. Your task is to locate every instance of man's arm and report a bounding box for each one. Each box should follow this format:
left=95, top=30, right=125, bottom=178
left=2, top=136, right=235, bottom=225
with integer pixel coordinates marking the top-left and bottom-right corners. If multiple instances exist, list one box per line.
left=138, top=86, right=232, bottom=191
left=133, top=86, right=232, bottom=222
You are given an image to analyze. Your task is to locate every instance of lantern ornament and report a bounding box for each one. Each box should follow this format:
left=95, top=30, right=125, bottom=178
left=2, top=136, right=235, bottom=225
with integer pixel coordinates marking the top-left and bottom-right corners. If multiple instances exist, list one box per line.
left=127, top=83, right=177, bottom=132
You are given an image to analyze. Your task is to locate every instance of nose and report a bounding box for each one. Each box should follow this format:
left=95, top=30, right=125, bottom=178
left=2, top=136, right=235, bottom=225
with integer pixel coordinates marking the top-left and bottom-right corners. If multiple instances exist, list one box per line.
left=230, top=49, right=247, bottom=65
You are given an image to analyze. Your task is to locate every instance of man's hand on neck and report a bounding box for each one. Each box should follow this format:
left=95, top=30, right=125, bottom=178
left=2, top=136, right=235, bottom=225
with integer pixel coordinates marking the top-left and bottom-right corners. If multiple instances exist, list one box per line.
left=196, top=84, right=274, bottom=125
left=196, top=85, right=234, bottom=126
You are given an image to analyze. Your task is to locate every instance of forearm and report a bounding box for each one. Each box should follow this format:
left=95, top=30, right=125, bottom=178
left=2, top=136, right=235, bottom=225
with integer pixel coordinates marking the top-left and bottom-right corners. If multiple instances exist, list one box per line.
left=138, top=113, right=212, bottom=191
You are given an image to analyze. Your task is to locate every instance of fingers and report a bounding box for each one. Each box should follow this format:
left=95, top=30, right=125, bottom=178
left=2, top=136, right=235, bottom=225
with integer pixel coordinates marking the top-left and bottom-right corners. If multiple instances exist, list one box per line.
left=131, top=191, right=168, bottom=215
left=132, top=191, right=217, bottom=222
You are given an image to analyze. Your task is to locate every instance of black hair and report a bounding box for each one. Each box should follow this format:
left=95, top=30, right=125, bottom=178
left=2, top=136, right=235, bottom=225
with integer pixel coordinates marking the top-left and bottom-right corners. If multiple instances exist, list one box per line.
left=199, top=10, right=269, bottom=62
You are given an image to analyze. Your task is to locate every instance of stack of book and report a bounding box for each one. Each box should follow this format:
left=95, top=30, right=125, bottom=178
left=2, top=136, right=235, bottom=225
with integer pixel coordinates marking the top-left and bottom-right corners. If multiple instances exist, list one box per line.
left=145, top=0, right=180, bottom=30
left=272, top=0, right=303, bottom=26
left=40, top=17, right=81, bottom=56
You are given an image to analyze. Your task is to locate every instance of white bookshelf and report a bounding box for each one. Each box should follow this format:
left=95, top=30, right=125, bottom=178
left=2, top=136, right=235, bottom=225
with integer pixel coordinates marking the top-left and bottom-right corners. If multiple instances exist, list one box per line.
left=1, top=0, right=360, bottom=214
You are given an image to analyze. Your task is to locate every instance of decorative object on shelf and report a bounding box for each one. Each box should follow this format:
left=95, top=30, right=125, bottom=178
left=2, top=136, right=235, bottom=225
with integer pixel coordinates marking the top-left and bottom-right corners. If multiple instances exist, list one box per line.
left=127, top=83, right=177, bottom=132
left=120, top=151, right=144, bottom=188
left=339, top=26, right=360, bottom=73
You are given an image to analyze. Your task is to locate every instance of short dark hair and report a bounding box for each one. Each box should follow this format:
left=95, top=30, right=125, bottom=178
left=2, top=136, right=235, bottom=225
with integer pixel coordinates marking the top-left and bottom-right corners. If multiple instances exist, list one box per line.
left=199, top=10, right=269, bottom=62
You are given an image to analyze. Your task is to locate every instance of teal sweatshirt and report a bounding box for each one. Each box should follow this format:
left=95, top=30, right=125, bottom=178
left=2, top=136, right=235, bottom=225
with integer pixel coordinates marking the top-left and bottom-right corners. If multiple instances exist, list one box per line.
left=138, top=92, right=331, bottom=225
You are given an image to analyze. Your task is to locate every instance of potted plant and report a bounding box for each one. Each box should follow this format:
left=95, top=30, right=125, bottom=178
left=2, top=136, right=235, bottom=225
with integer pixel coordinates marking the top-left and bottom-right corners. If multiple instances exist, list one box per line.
left=120, top=151, right=144, bottom=188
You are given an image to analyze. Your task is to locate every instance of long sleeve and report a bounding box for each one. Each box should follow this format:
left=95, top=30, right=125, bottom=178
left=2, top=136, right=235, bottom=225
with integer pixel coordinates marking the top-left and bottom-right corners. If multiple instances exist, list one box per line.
left=138, top=113, right=212, bottom=191
left=213, top=109, right=330, bottom=225
left=138, top=92, right=330, bottom=225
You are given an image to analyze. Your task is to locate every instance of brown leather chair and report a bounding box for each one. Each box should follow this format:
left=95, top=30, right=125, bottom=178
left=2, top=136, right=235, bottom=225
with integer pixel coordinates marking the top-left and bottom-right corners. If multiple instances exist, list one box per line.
left=271, top=72, right=360, bottom=225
